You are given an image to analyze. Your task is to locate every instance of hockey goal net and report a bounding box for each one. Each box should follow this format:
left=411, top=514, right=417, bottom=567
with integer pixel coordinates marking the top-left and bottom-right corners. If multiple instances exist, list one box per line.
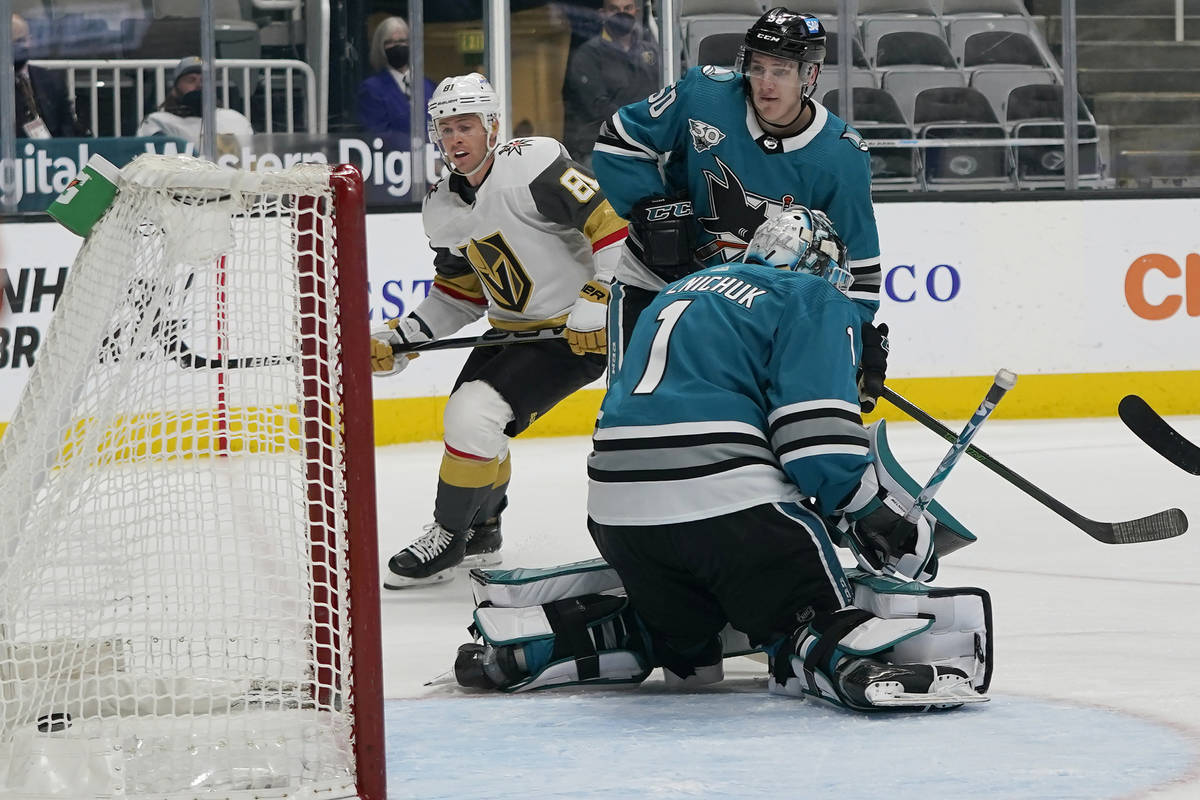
left=0, top=156, right=384, bottom=799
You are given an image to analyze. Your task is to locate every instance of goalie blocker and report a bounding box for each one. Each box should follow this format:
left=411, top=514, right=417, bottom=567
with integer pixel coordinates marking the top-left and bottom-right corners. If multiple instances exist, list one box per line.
left=453, top=558, right=991, bottom=712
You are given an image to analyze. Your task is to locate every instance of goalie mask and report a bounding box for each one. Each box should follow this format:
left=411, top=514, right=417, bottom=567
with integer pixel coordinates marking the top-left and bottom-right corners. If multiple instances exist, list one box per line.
left=743, top=206, right=851, bottom=293
left=736, top=8, right=826, bottom=105
left=427, top=74, right=503, bottom=178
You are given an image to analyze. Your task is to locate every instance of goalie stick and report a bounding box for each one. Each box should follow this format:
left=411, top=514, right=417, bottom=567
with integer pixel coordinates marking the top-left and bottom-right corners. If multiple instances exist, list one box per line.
left=1118, top=395, right=1200, bottom=476
left=905, top=368, right=1016, bottom=524
left=882, top=387, right=1188, bottom=544
left=391, top=326, right=567, bottom=354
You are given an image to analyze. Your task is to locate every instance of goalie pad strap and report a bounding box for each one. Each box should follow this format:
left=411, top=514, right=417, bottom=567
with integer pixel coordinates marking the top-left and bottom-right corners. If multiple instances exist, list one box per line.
left=544, top=597, right=600, bottom=681
left=803, top=608, right=874, bottom=696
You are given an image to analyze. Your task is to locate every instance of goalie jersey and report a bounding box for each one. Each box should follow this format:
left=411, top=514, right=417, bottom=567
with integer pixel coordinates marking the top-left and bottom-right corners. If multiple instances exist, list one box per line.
left=422, top=136, right=628, bottom=331
left=592, top=65, right=880, bottom=319
left=587, top=262, right=871, bottom=526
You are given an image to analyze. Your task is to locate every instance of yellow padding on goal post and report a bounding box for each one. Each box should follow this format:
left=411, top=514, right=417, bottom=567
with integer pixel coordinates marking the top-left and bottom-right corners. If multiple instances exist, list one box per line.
left=366, top=370, right=1200, bottom=446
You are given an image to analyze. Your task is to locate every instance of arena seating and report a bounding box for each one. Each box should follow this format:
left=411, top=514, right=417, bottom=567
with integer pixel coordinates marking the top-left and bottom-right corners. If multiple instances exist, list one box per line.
left=677, top=1, right=1105, bottom=189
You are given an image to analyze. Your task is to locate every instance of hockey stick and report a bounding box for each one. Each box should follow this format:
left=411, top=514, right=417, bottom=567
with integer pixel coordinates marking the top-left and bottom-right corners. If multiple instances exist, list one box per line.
left=1118, top=395, right=1200, bottom=476
left=882, top=387, right=1188, bottom=544
left=391, top=326, right=566, bottom=354
left=905, top=369, right=1017, bottom=524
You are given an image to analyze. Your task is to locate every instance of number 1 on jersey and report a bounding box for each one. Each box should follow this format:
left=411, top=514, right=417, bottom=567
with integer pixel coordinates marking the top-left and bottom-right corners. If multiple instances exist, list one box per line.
left=632, top=299, right=692, bottom=395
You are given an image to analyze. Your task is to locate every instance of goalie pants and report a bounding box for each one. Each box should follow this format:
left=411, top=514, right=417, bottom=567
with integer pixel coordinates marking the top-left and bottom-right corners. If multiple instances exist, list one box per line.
left=434, top=336, right=605, bottom=532
left=587, top=502, right=852, bottom=679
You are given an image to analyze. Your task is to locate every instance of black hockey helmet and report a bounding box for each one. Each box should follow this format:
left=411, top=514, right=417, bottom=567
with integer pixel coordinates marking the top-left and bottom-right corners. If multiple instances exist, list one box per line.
left=738, top=8, right=827, bottom=68
left=736, top=8, right=827, bottom=103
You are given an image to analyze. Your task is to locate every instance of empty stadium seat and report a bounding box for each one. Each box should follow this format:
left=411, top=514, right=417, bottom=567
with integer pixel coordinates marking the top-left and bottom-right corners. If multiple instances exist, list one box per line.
left=941, top=0, right=1029, bottom=16
left=949, top=18, right=1050, bottom=68
left=883, top=67, right=967, bottom=125
left=825, top=87, right=920, bottom=187
left=861, top=16, right=943, bottom=49
left=971, top=67, right=1057, bottom=122
left=962, top=31, right=1046, bottom=69
left=824, top=31, right=870, bottom=68
left=1006, top=83, right=1101, bottom=186
left=680, top=0, right=765, bottom=15
left=816, top=67, right=878, bottom=108
left=915, top=86, right=1012, bottom=187
left=859, top=0, right=938, bottom=14
left=681, top=15, right=758, bottom=69
left=697, top=32, right=743, bottom=68
left=873, top=32, right=956, bottom=69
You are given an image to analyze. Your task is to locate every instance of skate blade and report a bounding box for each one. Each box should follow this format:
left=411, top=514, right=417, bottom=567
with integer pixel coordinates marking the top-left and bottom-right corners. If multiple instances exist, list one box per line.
left=423, top=667, right=458, bottom=687
left=865, top=678, right=989, bottom=708
left=383, top=570, right=456, bottom=590
left=461, top=552, right=502, bottom=569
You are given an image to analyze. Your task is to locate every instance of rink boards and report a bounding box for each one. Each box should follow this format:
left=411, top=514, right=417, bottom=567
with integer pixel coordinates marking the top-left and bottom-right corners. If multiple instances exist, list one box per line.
left=2, top=197, right=1198, bottom=443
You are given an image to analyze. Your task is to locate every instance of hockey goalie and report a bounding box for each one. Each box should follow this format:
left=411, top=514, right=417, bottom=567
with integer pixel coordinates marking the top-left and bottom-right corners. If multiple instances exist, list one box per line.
left=448, top=208, right=992, bottom=713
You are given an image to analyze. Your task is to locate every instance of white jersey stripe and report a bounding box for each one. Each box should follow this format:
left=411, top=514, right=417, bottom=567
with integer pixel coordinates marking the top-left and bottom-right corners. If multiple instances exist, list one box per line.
left=777, top=443, right=871, bottom=464
left=767, top=398, right=861, bottom=424
left=594, top=419, right=768, bottom=441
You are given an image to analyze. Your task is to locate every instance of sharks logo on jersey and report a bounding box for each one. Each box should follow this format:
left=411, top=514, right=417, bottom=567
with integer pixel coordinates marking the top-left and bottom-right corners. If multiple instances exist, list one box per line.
left=463, top=231, right=534, bottom=312
left=694, top=157, right=793, bottom=263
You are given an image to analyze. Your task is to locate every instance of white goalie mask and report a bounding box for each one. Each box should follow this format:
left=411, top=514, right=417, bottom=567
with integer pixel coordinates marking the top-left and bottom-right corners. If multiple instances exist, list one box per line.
left=743, top=206, right=851, bottom=293
left=427, top=74, right=503, bottom=177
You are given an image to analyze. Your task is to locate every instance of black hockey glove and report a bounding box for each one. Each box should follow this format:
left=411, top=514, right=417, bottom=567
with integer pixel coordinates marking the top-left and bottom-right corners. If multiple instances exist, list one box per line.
left=841, top=498, right=937, bottom=583
left=627, top=195, right=697, bottom=283
left=857, top=321, right=889, bottom=413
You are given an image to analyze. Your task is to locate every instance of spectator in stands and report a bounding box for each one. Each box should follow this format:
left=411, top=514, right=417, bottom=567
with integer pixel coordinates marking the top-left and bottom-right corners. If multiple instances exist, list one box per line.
left=357, top=16, right=436, bottom=151
left=136, top=57, right=254, bottom=160
left=562, top=0, right=661, bottom=167
left=11, top=14, right=89, bottom=138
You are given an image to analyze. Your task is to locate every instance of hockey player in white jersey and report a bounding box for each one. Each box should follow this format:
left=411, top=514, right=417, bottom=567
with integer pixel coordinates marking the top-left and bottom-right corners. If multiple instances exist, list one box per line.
left=370, top=74, right=629, bottom=587
left=450, top=209, right=991, bottom=712
left=592, top=7, right=890, bottom=412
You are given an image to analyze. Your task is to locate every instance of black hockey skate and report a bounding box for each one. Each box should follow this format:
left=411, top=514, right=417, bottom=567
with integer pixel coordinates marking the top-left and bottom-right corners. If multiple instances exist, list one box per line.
left=463, top=514, right=503, bottom=568
left=837, top=659, right=987, bottom=711
left=383, top=523, right=468, bottom=589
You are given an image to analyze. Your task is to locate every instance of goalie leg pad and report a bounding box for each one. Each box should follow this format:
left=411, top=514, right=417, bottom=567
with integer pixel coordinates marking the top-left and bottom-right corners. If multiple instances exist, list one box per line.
left=768, top=581, right=991, bottom=712
left=850, top=568, right=993, bottom=693
left=458, top=559, right=651, bottom=693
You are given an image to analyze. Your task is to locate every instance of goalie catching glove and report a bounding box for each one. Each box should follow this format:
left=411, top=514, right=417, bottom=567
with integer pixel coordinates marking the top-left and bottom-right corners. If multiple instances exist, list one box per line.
left=565, top=279, right=611, bottom=356
left=369, top=315, right=431, bottom=376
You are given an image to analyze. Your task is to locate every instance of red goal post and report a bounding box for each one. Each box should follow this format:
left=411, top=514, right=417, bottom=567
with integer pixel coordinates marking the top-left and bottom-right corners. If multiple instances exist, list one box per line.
left=0, top=156, right=385, bottom=799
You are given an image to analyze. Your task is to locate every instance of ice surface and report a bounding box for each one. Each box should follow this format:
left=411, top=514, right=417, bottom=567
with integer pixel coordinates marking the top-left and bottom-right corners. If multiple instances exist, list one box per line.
left=375, top=415, right=1200, bottom=799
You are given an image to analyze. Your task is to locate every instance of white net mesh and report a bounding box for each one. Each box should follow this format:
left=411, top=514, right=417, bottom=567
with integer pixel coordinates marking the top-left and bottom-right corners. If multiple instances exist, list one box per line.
left=0, top=156, right=368, bottom=798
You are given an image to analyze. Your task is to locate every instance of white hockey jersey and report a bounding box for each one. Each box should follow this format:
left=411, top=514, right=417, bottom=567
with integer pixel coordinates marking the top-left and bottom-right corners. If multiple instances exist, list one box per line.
left=421, top=136, right=628, bottom=331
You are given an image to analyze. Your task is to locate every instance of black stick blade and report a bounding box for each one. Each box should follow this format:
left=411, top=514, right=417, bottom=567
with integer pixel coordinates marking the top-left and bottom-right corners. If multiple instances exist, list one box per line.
left=1100, top=507, right=1188, bottom=545
left=1118, top=395, right=1200, bottom=476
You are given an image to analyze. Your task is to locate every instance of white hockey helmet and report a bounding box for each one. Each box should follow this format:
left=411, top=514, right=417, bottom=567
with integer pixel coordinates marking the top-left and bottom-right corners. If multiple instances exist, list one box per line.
left=743, top=206, right=851, bottom=293
left=427, top=73, right=503, bottom=177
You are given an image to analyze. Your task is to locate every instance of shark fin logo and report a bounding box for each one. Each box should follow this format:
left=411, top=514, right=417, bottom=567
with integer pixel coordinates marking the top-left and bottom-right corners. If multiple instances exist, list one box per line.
left=694, top=156, right=773, bottom=263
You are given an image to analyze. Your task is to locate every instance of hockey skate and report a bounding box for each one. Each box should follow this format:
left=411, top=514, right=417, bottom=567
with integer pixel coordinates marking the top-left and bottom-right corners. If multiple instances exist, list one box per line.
left=838, top=659, right=988, bottom=711
left=463, top=514, right=503, bottom=568
left=384, top=523, right=468, bottom=589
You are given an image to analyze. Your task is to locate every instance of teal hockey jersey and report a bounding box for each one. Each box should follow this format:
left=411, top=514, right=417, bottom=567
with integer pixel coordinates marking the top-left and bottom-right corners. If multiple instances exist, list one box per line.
left=593, top=65, right=880, bottom=319
left=587, top=262, right=871, bottom=526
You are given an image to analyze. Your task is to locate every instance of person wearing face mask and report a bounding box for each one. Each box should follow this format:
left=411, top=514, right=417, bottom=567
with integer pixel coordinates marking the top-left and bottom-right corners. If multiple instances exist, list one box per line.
left=11, top=14, right=89, bottom=139
left=356, top=16, right=436, bottom=151
left=561, top=0, right=661, bottom=167
left=136, top=57, right=254, bottom=158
